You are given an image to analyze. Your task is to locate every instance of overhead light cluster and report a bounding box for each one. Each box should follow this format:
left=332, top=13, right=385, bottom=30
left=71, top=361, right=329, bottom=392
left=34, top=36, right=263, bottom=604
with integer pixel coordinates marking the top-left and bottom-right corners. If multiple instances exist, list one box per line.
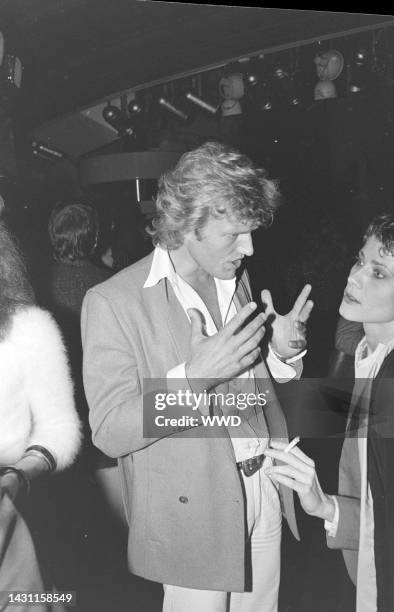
left=158, top=89, right=218, bottom=122
left=99, top=27, right=388, bottom=133
left=102, top=78, right=219, bottom=133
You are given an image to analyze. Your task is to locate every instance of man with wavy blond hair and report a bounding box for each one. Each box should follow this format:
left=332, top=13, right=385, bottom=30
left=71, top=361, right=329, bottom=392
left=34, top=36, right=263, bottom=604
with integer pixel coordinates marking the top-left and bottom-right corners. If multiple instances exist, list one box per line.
left=82, top=141, right=313, bottom=611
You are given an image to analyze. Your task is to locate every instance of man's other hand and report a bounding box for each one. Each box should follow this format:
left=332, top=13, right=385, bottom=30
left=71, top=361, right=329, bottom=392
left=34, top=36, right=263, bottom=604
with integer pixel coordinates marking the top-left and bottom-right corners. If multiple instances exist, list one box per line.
left=185, top=302, right=265, bottom=388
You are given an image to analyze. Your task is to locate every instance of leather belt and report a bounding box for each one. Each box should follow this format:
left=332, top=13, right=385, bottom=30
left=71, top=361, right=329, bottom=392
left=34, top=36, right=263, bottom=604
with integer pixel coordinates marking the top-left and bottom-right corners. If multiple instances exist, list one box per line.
left=236, top=453, right=265, bottom=477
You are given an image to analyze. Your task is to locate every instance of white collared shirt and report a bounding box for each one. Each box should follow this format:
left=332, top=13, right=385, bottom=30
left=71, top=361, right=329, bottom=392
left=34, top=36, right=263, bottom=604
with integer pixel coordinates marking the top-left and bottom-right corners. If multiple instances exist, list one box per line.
left=144, top=246, right=299, bottom=461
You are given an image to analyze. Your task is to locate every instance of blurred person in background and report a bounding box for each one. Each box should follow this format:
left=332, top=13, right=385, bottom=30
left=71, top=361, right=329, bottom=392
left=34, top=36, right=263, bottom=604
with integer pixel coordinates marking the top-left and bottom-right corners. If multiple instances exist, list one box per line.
left=48, top=202, right=112, bottom=322
left=0, top=220, right=81, bottom=609
left=47, top=200, right=132, bottom=610
left=94, top=199, right=151, bottom=273
left=47, top=202, right=112, bottom=432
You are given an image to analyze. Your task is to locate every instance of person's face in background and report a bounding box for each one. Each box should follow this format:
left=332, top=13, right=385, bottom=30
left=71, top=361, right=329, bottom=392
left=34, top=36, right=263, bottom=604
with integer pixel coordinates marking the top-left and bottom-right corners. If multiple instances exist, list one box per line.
left=340, top=235, right=394, bottom=326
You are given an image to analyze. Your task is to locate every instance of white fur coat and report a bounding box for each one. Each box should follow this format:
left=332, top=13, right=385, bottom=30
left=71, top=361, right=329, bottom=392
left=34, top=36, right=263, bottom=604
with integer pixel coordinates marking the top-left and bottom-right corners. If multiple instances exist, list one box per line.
left=0, top=305, right=81, bottom=469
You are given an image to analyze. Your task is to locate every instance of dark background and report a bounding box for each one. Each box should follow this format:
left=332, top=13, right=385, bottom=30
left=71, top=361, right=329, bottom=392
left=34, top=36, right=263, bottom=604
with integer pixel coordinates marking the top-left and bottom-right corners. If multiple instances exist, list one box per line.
left=1, top=4, right=393, bottom=611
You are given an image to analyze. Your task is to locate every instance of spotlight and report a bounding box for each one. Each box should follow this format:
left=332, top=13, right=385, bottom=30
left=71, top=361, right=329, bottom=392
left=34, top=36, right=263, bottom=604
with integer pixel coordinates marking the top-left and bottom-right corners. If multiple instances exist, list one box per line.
left=158, top=97, right=189, bottom=121
left=348, top=63, right=371, bottom=95
left=247, top=73, right=258, bottom=86
left=32, top=141, right=65, bottom=161
left=354, top=48, right=368, bottom=68
left=273, top=66, right=289, bottom=80
left=348, top=70, right=366, bottom=94
left=103, top=102, right=122, bottom=127
left=257, top=90, right=275, bottom=111
left=127, top=99, right=144, bottom=118
left=244, top=56, right=266, bottom=89
left=185, top=92, right=217, bottom=115
left=102, top=102, right=134, bottom=136
left=286, top=74, right=305, bottom=107
left=349, top=84, right=362, bottom=94
left=4, top=55, right=22, bottom=88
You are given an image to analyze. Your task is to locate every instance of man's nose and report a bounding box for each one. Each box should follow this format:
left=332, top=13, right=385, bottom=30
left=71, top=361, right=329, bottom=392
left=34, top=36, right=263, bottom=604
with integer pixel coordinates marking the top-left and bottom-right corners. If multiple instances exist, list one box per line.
left=238, top=233, right=254, bottom=257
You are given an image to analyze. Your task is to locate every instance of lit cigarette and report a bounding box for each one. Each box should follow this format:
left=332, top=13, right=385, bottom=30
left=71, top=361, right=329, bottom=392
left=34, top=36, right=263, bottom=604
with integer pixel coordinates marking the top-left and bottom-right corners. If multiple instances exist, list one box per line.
left=284, top=436, right=300, bottom=453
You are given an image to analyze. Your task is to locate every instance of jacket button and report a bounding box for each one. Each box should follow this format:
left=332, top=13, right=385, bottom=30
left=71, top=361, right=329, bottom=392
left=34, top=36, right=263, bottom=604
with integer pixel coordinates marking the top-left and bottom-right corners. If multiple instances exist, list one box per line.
left=179, top=496, right=188, bottom=504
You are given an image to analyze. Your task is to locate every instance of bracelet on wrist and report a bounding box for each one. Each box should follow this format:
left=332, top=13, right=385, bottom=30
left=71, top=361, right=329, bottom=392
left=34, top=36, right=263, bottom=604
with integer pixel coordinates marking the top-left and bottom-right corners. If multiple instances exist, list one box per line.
left=0, top=466, right=31, bottom=496
left=24, top=445, right=57, bottom=472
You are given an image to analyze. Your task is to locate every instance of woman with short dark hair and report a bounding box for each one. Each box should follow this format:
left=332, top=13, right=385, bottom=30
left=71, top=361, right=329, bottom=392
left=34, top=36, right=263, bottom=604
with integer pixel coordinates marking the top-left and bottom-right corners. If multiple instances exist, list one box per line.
left=264, top=213, right=394, bottom=611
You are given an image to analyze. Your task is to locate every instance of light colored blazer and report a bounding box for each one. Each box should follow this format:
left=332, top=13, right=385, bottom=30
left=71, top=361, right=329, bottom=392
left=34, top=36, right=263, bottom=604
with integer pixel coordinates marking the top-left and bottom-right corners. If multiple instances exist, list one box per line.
left=81, top=252, right=299, bottom=591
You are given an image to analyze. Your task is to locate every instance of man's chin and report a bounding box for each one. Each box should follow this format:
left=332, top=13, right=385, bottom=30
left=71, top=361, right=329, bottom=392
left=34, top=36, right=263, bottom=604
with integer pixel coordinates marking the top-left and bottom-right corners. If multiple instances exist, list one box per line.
left=218, top=271, right=237, bottom=280
left=215, top=263, right=240, bottom=280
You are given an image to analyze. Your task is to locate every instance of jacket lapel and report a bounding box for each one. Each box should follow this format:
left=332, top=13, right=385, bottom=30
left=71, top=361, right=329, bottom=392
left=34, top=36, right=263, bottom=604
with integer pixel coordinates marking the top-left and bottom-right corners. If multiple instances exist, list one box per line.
left=163, top=278, right=192, bottom=363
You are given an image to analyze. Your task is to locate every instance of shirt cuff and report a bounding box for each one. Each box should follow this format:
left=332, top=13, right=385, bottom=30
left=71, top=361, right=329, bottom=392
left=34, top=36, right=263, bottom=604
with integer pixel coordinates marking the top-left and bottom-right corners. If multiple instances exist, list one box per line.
left=324, top=495, right=339, bottom=537
left=267, top=345, right=305, bottom=381
left=269, top=344, right=307, bottom=364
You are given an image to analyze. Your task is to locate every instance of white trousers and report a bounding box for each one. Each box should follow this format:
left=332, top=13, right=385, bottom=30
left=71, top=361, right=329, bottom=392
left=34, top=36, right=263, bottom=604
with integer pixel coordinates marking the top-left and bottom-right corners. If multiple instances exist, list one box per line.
left=163, top=460, right=282, bottom=612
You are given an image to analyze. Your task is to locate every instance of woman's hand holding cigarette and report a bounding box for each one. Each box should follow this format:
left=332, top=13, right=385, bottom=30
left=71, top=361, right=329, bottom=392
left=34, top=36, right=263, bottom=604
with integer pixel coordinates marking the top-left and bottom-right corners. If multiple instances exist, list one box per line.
left=264, top=440, right=335, bottom=522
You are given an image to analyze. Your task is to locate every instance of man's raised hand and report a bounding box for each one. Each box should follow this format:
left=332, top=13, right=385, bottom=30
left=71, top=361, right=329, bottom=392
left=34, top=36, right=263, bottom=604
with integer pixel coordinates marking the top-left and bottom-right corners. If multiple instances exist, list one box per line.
left=261, top=284, right=313, bottom=360
left=185, top=303, right=266, bottom=388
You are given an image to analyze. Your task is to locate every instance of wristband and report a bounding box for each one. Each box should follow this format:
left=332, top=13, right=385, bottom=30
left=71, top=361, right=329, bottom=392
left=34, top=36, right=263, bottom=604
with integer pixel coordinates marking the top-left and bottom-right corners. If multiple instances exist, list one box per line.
left=24, top=445, right=57, bottom=472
